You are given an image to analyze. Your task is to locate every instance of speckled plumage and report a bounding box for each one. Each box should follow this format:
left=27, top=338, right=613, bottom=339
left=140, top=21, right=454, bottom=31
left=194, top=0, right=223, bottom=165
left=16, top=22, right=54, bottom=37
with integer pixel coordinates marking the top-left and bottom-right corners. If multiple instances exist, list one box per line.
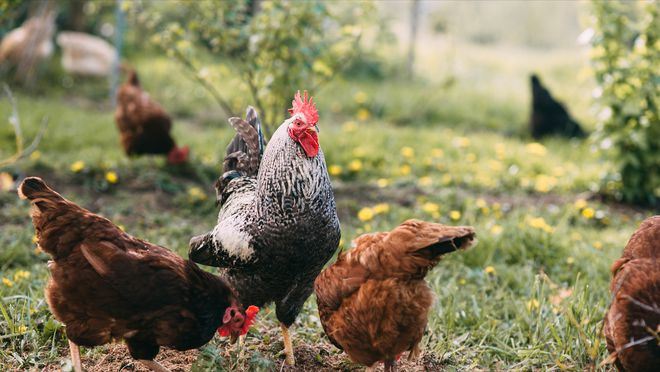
left=190, top=107, right=340, bottom=327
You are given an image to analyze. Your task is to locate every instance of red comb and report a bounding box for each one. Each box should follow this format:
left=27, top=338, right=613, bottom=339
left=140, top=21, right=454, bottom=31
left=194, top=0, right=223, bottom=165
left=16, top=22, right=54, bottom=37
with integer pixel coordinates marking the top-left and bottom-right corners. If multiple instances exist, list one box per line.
left=240, top=305, right=260, bottom=335
left=288, top=90, right=319, bottom=124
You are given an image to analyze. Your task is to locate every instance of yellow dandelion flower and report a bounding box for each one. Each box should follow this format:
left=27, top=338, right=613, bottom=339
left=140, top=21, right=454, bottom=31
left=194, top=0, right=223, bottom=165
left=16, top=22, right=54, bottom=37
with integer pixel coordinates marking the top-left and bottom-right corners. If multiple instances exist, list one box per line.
left=338, top=238, right=344, bottom=247
left=534, top=174, right=557, bottom=193
left=450, top=210, right=461, bottom=221
left=357, top=207, right=374, bottom=222
left=593, top=241, right=603, bottom=250
left=422, top=202, right=439, bottom=214
left=476, top=199, right=487, bottom=208
left=490, top=225, right=503, bottom=235
left=525, top=142, right=547, bottom=156
left=356, top=108, right=370, bottom=121
left=188, top=187, right=207, bottom=201
left=574, top=199, right=587, bottom=210
left=582, top=207, right=595, bottom=219
left=70, top=160, right=85, bottom=173
left=528, top=217, right=553, bottom=233
left=441, top=174, right=452, bottom=185
left=2, top=277, right=14, bottom=287
left=13, top=270, right=30, bottom=281
left=373, top=203, right=390, bottom=214
left=34, top=246, right=43, bottom=255
left=376, top=178, right=390, bottom=188
left=398, top=164, right=411, bottom=176
left=459, top=278, right=467, bottom=285
left=17, top=325, right=27, bottom=333
left=466, top=153, right=477, bottom=163
left=400, top=147, right=415, bottom=158
left=566, top=256, right=575, bottom=265
left=526, top=299, right=540, bottom=311
left=453, top=137, right=470, bottom=148
left=349, top=160, right=363, bottom=172
left=431, top=148, right=444, bottom=158
left=31, top=235, right=38, bottom=244
left=354, top=91, right=368, bottom=104
left=30, top=150, right=41, bottom=161
left=342, top=121, right=358, bottom=132
left=418, top=176, right=432, bottom=187
left=488, top=160, right=503, bottom=171
left=105, top=171, right=118, bottom=184
left=328, top=165, right=343, bottom=176
left=484, top=266, right=496, bottom=275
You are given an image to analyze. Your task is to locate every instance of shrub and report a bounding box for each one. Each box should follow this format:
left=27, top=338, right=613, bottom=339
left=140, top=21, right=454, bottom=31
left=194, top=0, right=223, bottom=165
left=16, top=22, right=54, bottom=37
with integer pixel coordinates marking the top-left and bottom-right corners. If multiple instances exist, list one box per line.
left=590, top=0, right=660, bottom=206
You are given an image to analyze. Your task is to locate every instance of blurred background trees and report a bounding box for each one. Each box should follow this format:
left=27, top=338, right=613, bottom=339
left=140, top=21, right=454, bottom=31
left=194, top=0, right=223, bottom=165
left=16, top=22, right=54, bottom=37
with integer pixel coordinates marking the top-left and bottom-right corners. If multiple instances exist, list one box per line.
left=591, top=0, right=659, bottom=206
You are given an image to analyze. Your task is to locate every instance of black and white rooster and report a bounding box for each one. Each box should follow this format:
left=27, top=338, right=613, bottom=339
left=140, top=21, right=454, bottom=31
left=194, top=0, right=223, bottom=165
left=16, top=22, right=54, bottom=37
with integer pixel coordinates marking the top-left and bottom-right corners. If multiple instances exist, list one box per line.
left=189, top=91, right=341, bottom=366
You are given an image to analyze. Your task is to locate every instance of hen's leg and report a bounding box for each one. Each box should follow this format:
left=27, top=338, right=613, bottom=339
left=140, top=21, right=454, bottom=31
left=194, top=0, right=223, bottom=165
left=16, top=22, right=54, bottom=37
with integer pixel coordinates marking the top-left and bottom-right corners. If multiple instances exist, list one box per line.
left=408, top=341, right=421, bottom=361
left=384, top=359, right=397, bottom=372
left=138, top=359, right=170, bottom=372
left=68, top=339, right=82, bottom=372
left=280, top=323, right=295, bottom=366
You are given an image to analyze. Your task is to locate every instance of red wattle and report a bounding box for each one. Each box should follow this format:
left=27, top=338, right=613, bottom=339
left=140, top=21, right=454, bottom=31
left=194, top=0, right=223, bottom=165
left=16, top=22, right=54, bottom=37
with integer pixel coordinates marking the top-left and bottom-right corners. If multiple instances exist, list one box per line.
left=289, top=128, right=319, bottom=158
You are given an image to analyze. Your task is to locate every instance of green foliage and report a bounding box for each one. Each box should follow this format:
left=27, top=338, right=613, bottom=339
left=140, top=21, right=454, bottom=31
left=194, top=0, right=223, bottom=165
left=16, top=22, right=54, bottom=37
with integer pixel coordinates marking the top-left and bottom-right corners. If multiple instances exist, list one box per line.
left=134, top=0, right=373, bottom=134
left=590, top=0, right=660, bottom=206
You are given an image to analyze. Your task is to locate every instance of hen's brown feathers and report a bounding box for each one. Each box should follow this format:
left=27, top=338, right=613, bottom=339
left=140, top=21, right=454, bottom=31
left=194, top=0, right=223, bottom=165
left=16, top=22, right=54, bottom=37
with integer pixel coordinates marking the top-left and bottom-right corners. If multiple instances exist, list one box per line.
left=114, top=68, right=177, bottom=157
left=18, top=177, right=237, bottom=361
left=604, top=216, right=660, bottom=371
left=315, top=219, right=475, bottom=368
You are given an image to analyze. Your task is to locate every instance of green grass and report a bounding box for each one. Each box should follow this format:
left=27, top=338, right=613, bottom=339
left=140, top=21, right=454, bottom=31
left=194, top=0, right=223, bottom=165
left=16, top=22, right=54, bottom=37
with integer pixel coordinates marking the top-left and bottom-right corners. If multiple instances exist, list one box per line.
left=0, top=44, right=652, bottom=371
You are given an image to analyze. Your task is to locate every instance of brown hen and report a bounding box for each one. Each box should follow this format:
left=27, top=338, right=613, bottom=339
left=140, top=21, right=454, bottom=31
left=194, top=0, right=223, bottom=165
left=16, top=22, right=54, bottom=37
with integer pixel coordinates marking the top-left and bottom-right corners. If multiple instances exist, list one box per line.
left=18, top=177, right=257, bottom=372
left=604, top=216, right=660, bottom=371
left=114, top=68, right=188, bottom=164
left=314, top=219, right=476, bottom=372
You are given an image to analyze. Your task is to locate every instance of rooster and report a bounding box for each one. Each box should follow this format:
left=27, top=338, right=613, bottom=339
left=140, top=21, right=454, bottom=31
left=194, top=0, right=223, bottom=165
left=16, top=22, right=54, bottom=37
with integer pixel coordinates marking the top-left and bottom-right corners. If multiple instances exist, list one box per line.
left=314, top=219, right=476, bottom=372
left=114, top=68, right=189, bottom=164
left=18, top=177, right=258, bottom=372
left=603, top=216, right=660, bottom=371
left=189, top=91, right=341, bottom=366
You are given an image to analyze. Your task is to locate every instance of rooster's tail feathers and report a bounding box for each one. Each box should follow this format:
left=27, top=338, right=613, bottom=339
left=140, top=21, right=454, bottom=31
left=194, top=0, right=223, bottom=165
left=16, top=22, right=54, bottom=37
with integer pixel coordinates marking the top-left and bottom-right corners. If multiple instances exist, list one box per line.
left=223, top=106, right=263, bottom=176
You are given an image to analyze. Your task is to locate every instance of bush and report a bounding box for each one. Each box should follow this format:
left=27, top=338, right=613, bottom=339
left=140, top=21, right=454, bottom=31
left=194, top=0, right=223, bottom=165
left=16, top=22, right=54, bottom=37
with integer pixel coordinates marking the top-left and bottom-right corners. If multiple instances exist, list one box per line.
left=590, top=0, right=660, bottom=206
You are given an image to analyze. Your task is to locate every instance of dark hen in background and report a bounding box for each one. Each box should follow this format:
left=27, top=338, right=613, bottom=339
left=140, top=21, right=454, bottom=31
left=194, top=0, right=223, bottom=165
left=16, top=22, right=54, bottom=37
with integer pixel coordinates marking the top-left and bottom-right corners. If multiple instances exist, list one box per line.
left=529, top=74, right=586, bottom=139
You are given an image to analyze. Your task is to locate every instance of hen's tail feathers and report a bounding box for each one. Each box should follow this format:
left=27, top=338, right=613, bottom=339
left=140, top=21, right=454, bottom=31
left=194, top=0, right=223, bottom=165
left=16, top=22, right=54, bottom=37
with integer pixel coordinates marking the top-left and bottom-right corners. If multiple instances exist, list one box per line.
left=17, top=176, right=64, bottom=203
left=223, top=106, right=264, bottom=176
left=401, top=220, right=476, bottom=262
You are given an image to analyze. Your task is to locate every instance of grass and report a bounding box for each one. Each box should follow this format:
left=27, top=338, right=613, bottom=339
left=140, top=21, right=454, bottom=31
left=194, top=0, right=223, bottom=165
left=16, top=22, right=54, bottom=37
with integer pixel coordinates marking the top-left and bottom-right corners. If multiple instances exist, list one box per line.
left=0, top=41, right=653, bottom=371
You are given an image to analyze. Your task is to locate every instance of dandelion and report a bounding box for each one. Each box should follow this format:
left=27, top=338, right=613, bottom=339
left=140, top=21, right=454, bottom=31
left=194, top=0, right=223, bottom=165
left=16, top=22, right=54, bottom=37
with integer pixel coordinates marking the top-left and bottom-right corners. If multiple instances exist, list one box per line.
left=527, top=217, right=553, bottom=233
left=484, top=266, right=496, bottom=275
left=450, top=210, right=461, bottom=221
left=2, top=277, right=13, bottom=287
left=441, top=174, right=452, bottom=185
left=465, top=153, right=477, bottom=163
left=338, top=238, right=344, bottom=248
left=188, top=187, right=207, bottom=202
left=476, top=199, right=487, bottom=208
left=354, top=91, right=368, bottom=104
left=118, top=224, right=126, bottom=232
left=574, top=199, right=587, bottom=210
left=105, top=171, right=118, bottom=184
left=376, top=178, right=390, bottom=188
left=400, top=147, right=415, bottom=158
left=534, top=174, right=557, bottom=193
left=495, top=143, right=506, bottom=160
left=349, top=160, right=363, bottom=172
left=357, top=207, right=374, bottom=222
left=422, top=202, right=439, bottom=214
left=34, top=246, right=43, bottom=255
left=373, top=203, right=390, bottom=214
left=566, top=256, right=575, bottom=265
left=70, top=160, right=85, bottom=173
left=328, top=165, right=343, bottom=176
left=431, top=148, right=444, bottom=158
left=593, top=241, right=603, bottom=250
left=356, top=108, right=370, bottom=121
left=30, top=150, right=41, bottom=161
left=526, top=299, right=540, bottom=311
left=31, top=235, right=38, bottom=244
left=342, top=121, right=358, bottom=132
left=570, top=232, right=582, bottom=241
left=581, top=207, right=595, bottom=219
left=398, top=164, right=411, bottom=176
left=17, top=325, right=27, bottom=333
left=459, top=278, right=467, bottom=285
left=14, top=270, right=30, bottom=281
left=453, top=137, right=470, bottom=148
left=525, top=142, right=547, bottom=156
left=490, top=225, right=503, bottom=235
left=418, top=176, right=432, bottom=187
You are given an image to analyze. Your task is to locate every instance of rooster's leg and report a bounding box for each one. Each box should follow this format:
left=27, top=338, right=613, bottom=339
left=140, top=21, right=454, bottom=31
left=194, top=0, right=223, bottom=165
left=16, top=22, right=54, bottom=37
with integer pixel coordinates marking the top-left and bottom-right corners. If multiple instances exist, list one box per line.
left=280, top=322, right=295, bottom=366
left=68, top=339, right=82, bottom=372
left=138, top=359, right=170, bottom=372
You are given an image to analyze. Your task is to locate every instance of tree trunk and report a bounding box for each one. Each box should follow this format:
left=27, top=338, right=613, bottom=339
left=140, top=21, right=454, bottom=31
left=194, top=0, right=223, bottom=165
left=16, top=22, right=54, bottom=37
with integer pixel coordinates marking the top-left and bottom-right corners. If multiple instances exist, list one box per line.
left=406, top=0, right=420, bottom=80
